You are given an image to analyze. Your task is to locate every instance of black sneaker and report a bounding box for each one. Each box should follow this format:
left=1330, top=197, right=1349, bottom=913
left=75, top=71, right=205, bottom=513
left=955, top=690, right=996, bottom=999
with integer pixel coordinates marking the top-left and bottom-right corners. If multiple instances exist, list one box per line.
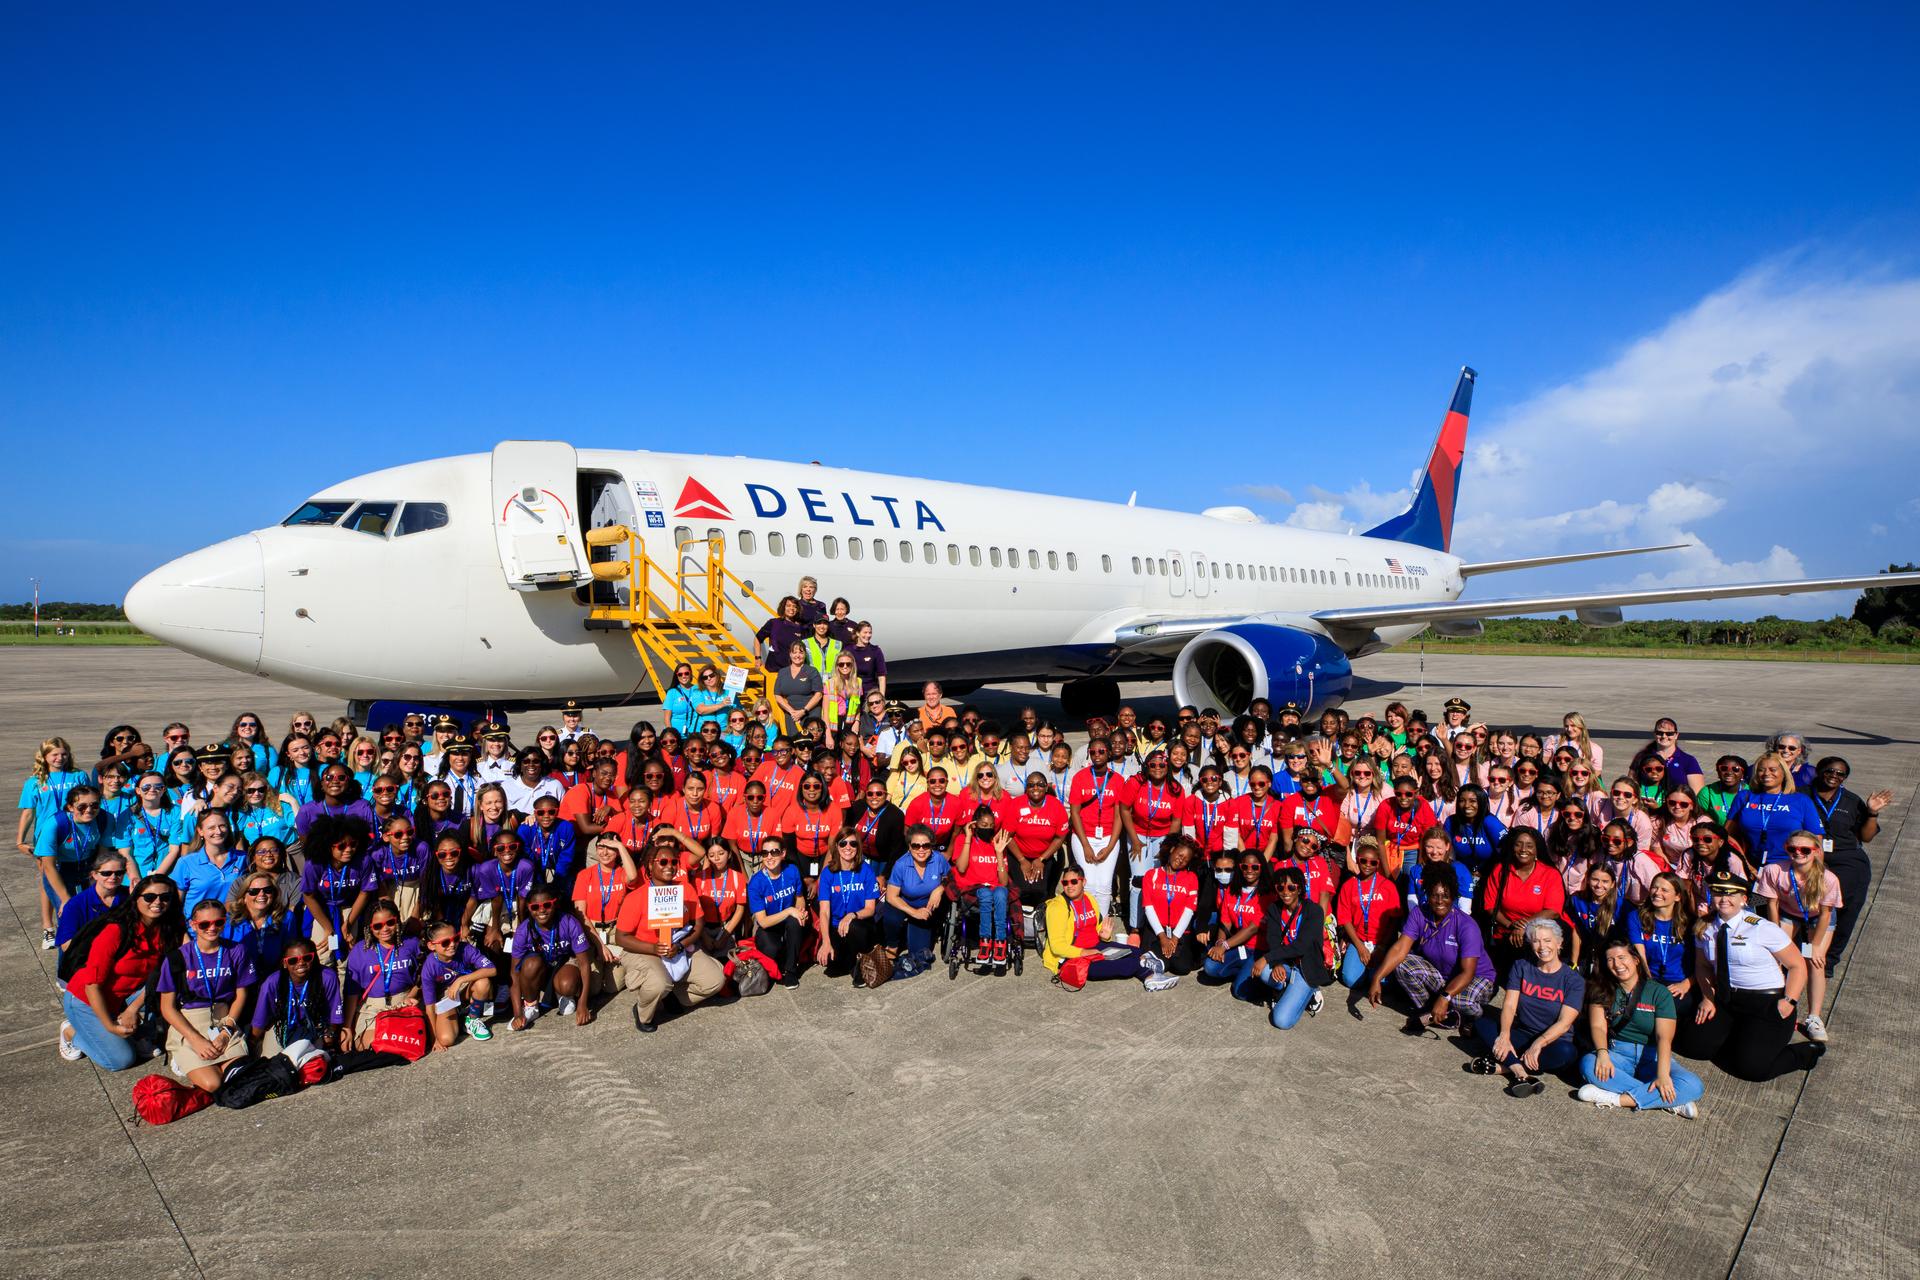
left=632, top=1006, right=656, bottom=1034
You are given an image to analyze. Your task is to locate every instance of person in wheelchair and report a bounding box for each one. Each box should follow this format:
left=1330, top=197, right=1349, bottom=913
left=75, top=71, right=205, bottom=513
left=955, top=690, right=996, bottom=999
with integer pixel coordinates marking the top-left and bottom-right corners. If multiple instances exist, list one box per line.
left=948, top=803, right=1015, bottom=974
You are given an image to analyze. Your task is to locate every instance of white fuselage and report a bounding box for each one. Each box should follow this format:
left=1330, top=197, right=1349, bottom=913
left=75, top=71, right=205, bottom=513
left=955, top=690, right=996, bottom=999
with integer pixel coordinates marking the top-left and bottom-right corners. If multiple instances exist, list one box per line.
left=124, top=446, right=1461, bottom=706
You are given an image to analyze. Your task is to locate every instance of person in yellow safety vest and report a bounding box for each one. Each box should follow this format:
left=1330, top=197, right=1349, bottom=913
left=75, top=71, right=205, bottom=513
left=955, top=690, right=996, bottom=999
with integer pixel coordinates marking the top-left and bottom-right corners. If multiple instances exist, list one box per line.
left=804, top=617, right=844, bottom=683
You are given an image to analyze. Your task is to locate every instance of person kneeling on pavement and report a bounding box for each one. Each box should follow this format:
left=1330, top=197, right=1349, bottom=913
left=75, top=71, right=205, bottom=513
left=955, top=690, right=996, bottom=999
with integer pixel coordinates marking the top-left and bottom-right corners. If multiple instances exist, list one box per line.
left=1238, top=867, right=1330, bottom=1029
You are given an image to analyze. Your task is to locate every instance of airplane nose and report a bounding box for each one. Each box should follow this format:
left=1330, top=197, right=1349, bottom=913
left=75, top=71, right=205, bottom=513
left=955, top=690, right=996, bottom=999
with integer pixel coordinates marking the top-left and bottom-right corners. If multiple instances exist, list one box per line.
left=125, top=534, right=265, bottom=674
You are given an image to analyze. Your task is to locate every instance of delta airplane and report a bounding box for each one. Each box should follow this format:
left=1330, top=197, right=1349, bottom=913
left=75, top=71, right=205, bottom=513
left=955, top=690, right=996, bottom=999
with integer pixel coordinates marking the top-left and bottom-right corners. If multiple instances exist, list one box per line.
left=125, top=368, right=1920, bottom=722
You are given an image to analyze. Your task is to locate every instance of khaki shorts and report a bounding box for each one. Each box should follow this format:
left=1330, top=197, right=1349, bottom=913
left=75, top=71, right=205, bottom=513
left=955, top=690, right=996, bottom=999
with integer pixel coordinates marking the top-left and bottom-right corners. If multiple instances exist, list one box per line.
left=167, top=1003, right=245, bottom=1080
left=352, top=993, right=405, bottom=1039
left=389, top=880, right=421, bottom=924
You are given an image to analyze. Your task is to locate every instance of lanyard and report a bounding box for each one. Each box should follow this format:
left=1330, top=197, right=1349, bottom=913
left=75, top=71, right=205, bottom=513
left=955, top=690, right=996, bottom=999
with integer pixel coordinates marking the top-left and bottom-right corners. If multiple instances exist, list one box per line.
left=193, top=947, right=224, bottom=1002
left=1353, top=791, right=1377, bottom=829
left=532, top=922, right=557, bottom=961
left=1812, top=791, right=1839, bottom=826
left=1278, top=907, right=1303, bottom=946
left=596, top=864, right=621, bottom=917
left=1787, top=867, right=1811, bottom=920
left=743, top=810, right=766, bottom=850
left=1159, top=873, right=1179, bottom=925
left=1358, top=874, right=1379, bottom=932
left=377, top=943, right=400, bottom=997
left=928, top=796, right=948, bottom=829
left=1247, top=798, right=1270, bottom=841
left=700, top=872, right=734, bottom=913
left=859, top=808, right=882, bottom=841
left=1088, top=771, right=1109, bottom=813
left=528, top=827, right=562, bottom=873
left=138, top=808, right=169, bottom=849
left=1198, top=795, right=1223, bottom=844
left=286, top=978, right=311, bottom=1032
left=1229, top=886, right=1258, bottom=927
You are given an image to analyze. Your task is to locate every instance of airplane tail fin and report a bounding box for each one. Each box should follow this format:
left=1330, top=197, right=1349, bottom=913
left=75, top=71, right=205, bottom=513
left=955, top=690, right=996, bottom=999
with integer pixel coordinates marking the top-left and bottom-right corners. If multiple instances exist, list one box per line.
left=1362, top=366, right=1474, bottom=552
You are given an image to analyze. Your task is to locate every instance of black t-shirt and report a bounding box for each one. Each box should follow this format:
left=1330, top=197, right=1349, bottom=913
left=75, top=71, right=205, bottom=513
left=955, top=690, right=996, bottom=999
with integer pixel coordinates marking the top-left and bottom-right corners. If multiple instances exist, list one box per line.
left=1810, top=788, right=1869, bottom=867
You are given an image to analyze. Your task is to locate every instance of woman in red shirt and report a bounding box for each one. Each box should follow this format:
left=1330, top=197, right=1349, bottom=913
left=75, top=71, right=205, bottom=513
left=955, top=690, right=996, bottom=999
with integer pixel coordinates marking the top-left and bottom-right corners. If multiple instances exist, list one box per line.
left=703, top=743, right=748, bottom=812
left=1139, top=835, right=1204, bottom=974
left=1181, top=765, right=1235, bottom=857
left=1477, top=827, right=1567, bottom=981
left=1125, top=752, right=1185, bottom=931
left=1200, top=850, right=1267, bottom=989
left=720, top=784, right=779, bottom=862
left=781, top=776, right=843, bottom=888
left=59, top=873, right=184, bottom=1069
left=656, top=773, right=725, bottom=863
left=1279, top=773, right=1348, bottom=856
left=951, top=804, right=1014, bottom=971
left=1334, top=836, right=1402, bottom=988
left=903, top=767, right=966, bottom=851
left=1223, top=767, right=1283, bottom=862
left=603, top=787, right=656, bottom=859
left=692, top=840, right=749, bottom=952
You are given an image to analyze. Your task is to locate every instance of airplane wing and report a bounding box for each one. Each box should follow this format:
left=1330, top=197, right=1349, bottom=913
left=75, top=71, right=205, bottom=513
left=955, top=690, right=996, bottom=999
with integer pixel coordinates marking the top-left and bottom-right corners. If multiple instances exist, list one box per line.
left=1311, top=571, right=1920, bottom=631
left=1457, top=543, right=1690, bottom=577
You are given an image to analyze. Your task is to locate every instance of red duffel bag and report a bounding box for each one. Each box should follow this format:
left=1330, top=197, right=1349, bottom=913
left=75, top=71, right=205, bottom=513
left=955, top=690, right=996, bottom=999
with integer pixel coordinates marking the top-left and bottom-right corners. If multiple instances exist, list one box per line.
left=369, top=1007, right=429, bottom=1062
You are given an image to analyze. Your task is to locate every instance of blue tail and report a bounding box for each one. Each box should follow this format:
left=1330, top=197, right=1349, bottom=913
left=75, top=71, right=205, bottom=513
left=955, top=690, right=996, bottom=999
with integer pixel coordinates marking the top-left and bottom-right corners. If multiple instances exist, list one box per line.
left=1362, top=367, right=1474, bottom=552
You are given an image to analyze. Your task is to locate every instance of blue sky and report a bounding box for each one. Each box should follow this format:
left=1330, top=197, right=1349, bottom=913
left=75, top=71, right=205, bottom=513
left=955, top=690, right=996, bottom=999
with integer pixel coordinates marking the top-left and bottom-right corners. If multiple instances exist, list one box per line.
left=5, top=5, right=1918, bottom=616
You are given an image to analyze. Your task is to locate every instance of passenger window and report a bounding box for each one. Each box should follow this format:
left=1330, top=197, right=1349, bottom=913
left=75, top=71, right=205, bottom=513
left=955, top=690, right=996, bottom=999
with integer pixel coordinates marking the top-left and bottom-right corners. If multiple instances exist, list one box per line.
left=969, top=546, right=982, bottom=567
left=1100, top=555, right=1110, bottom=573
left=1066, top=552, right=1077, bottom=571
left=899, top=541, right=914, bottom=563
left=1131, top=556, right=1141, bottom=574
left=281, top=499, right=355, bottom=527
left=872, top=539, right=888, bottom=562
left=947, top=543, right=960, bottom=565
left=1145, top=557, right=1156, bottom=576
left=1006, top=547, right=1019, bottom=568
left=795, top=534, right=812, bottom=557
left=822, top=535, right=838, bottom=559
left=737, top=530, right=756, bottom=555
left=1159, top=558, right=1169, bottom=576
left=849, top=538, right=864, bottom=561
left=924, top=541, right=937, bottom=563
left=990, top=547, right=1003, bottom=568
left=768, top=532, right=786, bottom=557
left=1028, top=550, right=1040, bottom=570
left=393, top=502, right=448, bottom=536
left=673, top=525, right=692, bottom=547
left=344, top=502, right=397, bottom=536
left=1048, top=551, right=1060, bottom=570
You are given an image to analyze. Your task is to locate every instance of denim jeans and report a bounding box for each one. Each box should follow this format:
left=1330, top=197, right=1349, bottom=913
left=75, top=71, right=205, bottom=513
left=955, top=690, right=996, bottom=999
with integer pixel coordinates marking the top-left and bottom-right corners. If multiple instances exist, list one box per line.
left=1338, top=942, right=1376, bottom=987
left=1471, top=1014, right=1579, bottom=1073
left=61, top=989, right=140, bottom=1071
left=1255, top=963, right=1318, bottom=1030
left=972, top=886, right=1009, bottom=941
left=1580, top=1040, right=1705, bottom=1111
left=882, top=903, right=937, bottom=957
left=1202, top=949, right=1258, bottom=994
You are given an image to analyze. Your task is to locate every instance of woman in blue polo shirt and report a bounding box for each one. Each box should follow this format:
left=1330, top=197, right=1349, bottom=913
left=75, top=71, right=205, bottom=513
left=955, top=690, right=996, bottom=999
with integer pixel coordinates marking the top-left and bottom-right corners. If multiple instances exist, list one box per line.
left=56, top=853, right=129, bottom=952
left=19, top=737, right=92, bottom=949
left=113, top=772, right=178, bottom=879
left=883, top=824, right=951, bottom=975
left=37, top=785, right=112, bottom=933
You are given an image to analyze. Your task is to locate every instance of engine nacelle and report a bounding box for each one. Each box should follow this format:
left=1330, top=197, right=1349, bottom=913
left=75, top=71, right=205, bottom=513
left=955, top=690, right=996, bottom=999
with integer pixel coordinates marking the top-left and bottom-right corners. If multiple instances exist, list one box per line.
left=1172, top=623, right=1354, bottom=717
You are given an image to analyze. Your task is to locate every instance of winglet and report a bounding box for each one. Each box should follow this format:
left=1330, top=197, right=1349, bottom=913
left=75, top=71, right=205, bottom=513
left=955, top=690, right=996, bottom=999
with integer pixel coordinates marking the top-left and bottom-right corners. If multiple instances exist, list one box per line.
left=1362, top=366, right=1474, bottom=552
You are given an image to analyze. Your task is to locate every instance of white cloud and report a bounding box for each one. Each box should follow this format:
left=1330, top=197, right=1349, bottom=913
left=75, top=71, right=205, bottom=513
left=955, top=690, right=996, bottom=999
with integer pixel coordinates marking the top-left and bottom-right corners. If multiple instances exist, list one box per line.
left=1233, top=483, right=1295, bottom=504
left=1284, top=501, right=1348, bottom=532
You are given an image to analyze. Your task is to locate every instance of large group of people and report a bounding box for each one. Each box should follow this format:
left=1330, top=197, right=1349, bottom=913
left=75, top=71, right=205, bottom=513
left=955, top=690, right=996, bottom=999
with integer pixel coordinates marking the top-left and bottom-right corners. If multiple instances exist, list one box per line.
left=19, top=579, right=1894, bottom=1121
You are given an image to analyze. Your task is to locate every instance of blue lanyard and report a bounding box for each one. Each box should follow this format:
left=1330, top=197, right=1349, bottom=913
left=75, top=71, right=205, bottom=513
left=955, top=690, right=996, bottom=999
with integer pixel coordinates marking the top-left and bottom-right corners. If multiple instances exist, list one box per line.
left=1358, top=875, right=1379, bottom=932
left=528, top=827, right=562, bottom=872
left=377, top=944, right=401, bottom=996
left=1787, top=868, right=1811, bottom=921
left=193, top=947, right=224, bottom=1002
left=596, top=864, right=621, bottom=915
left=286, top=979, right=311, bottom=1032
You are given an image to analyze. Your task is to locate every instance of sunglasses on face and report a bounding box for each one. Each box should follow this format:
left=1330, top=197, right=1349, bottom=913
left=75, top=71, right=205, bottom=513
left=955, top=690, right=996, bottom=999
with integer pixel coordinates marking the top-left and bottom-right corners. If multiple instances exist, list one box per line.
left=907, top=841, right=933, bottom=851
left=193, top=920, right=225, bottom=931
left=94, top=869, right=124, bottom=880
left=138, top=892, right=175, bottom=904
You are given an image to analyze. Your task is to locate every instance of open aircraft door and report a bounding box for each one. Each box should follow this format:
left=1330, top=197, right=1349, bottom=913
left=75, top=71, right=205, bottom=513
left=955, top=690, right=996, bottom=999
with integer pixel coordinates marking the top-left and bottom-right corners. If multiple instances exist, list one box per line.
left=492, top=441, right=589, bottom=590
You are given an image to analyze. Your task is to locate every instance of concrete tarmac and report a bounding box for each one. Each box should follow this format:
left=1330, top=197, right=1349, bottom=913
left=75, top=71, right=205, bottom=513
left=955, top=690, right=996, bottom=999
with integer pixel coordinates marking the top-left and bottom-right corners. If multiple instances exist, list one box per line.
left=1, top=648, right=1914, bottom=1279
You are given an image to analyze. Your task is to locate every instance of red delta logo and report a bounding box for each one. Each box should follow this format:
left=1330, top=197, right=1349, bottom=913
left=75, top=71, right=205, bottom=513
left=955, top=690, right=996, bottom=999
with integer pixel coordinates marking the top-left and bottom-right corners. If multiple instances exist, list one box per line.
left=674, top=477, right=732, bottom=521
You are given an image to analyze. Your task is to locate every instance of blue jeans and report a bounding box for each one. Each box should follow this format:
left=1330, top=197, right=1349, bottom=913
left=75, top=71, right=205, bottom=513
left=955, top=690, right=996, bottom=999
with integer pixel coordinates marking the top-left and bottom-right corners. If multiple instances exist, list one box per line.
left=1580, top=1040, right=1705, bottom=1111
left=61, top=989, right=139, bottom=1071
left=1255, top=963, right=1318, bottom=1030
left=1203, top=949, right=1258, bottom=995
left=1338, top=943, right=1376, bottom=987
left=972, top=886, right=1009, bottom=941
left=882, top=903, right=937, bottom=957
left=1472, top=1014, right=1579, bottom=1073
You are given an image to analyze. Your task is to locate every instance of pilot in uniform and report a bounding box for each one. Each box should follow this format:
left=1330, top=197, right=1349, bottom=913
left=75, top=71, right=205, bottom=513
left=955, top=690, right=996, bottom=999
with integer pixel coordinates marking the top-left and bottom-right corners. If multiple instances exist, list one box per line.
left=1679, top=868, right=1822, bottom=1081
left=476, top=726, right=518, bottom=784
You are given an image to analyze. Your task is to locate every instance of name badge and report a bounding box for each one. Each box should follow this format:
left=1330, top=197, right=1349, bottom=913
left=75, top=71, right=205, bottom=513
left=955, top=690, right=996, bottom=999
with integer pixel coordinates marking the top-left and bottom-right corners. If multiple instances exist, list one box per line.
left=1091, top=826, right=1104, bottom=843
left=1800, top=941, right=1813, bottom=958
left=1821, top=838, right=1834, bottom=854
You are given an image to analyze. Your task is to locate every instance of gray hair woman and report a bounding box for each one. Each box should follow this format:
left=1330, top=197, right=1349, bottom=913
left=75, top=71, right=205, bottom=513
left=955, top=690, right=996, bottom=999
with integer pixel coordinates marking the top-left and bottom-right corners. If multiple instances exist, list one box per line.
left=1468, top=915, right=1584, bottom=1097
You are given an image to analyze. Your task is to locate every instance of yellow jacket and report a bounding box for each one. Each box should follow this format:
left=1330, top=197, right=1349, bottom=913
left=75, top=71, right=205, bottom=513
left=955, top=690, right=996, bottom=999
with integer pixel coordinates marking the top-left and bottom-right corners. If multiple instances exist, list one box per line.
left=1041, top=894, right=1102, bottom=974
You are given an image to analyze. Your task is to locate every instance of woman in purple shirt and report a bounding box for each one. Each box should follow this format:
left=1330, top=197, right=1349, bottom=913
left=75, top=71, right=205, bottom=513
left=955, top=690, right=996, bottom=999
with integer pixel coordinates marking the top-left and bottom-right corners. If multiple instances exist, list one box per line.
left=509, top=884, right=593, bottom=1031
left=1366, top=875, right=1495, bottom=1033
left=341, top=899, right=423, bottom=1049
left=293, top=763, right=377, bottom=839
left=299, top=815, right=376, bottom=964
left=249, top=938, right=344, bottom=1056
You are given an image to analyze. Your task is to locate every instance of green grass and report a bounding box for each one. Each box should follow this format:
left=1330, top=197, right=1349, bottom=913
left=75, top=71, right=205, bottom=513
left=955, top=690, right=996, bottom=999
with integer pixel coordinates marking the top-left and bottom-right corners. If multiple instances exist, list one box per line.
left=0, top=622, right=160, bottom=646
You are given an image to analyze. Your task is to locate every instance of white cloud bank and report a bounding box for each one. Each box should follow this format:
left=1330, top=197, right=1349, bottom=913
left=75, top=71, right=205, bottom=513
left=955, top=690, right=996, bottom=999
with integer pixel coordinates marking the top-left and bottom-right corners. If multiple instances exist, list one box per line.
left=1273, top=256, right=1920, bottom=613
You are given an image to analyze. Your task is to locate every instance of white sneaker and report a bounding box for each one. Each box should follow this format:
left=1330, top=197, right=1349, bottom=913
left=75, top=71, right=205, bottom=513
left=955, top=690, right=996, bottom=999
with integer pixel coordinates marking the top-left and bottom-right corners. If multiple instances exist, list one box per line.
left=1801, top=1015, right=1829, bottom=1043
left=1307, top=991, right=1325, bottom=1017
left=1140, top=950, right=1167, bottom=976
left=519, top=1001, right=540, bottom=1025
left=1143, top=972, right=1180, bottom=992
left=41, top=929, right=56, bottom=951
left=1673, top=1101, right=1699, bottom=1120
left=555, top=996, right=577, bottom=1018
left=1576, top=1084, right=1623, bottom=1109
left=56, top=1022, right=82, bottom=1062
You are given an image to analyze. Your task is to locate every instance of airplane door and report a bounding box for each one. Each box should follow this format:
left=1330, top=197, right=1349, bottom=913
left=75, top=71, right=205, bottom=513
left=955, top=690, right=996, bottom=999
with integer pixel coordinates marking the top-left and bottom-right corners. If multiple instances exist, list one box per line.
left=1165, top=549, right=1185, bottom=599
left=492, top=441, right=588, bottom=590
left=1189, top=550, right=1211, bottom=599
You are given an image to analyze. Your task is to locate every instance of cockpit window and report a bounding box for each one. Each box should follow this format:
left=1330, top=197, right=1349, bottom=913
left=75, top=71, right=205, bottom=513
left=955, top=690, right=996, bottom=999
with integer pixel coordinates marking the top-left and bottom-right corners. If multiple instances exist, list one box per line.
left=281, top=500, right=355, bottom=527
left=394, top=502, right=449, bottom=536
left=342, top=502, right=397, bottom=536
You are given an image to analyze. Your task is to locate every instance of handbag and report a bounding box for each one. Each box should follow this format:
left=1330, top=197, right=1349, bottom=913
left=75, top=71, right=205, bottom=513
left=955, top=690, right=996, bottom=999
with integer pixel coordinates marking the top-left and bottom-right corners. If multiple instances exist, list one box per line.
left=857, top=944, right=893, bottom=989
left=369, top=1006, right=430, bottom=1062
left=1057, top=955, right=1093, bottom=990
left=132, top=1074, right=214, bottom=1126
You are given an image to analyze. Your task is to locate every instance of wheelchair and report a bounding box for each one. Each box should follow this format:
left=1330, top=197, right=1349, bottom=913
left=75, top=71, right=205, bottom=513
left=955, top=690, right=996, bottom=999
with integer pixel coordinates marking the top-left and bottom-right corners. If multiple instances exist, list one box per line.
left=939, top=880, right=1026, bottom=979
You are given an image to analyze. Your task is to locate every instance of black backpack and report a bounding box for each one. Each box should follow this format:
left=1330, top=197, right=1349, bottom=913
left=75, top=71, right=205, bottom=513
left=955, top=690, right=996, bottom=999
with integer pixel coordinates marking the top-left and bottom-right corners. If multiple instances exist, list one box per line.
left=215, top=1055, right=302, bottom=1109
left=55, top=912, right=126, bottom=983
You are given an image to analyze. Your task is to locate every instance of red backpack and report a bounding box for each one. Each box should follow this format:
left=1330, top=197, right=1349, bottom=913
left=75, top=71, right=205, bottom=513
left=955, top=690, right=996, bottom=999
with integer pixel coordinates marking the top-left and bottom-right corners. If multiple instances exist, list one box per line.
left=369, top=1007, right=430, bottom=1062
left=132, top=1074, right=214, bottom=1126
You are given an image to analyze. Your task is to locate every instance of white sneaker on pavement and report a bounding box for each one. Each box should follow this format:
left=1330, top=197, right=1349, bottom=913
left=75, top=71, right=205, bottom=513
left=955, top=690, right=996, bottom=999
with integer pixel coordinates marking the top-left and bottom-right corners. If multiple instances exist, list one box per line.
left=57, top=1021, right=82, bottom=1061
left=1801, top=1014, right=1829, bottom=1043
left=1576, top=1084, right=1623, bottom=1108
left=1143, top=972, right=1180, bottom=992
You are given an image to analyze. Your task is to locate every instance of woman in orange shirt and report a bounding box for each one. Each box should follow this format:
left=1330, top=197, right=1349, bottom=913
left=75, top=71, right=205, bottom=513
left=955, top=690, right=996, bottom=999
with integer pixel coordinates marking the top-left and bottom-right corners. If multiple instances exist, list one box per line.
left=781, top=775, right=843, bottom=889
left=692, top=840, right=749, bottom=953
left=570, top=833, right=641, bottom=994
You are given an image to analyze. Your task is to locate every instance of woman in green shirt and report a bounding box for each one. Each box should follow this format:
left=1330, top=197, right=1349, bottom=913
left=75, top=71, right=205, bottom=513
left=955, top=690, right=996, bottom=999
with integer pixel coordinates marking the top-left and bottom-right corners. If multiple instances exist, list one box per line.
left=1577, top=939, right=1705, bottom=1116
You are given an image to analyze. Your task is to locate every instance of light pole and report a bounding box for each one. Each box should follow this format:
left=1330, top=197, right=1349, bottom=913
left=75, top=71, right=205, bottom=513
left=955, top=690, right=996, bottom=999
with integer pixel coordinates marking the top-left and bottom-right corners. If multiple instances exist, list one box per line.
left=29, top=577, right=40, bottom=640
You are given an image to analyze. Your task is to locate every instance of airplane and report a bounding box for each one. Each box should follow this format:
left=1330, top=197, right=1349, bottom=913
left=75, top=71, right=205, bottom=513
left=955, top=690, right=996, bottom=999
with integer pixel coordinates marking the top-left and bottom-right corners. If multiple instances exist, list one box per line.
left=125, top=367, right=1920, bottom=725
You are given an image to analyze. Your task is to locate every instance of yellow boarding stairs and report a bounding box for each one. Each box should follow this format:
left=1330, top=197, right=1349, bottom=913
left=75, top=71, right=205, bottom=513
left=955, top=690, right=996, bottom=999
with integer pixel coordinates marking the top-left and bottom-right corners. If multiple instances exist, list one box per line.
left=582, top=529, right=782, bottom=725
